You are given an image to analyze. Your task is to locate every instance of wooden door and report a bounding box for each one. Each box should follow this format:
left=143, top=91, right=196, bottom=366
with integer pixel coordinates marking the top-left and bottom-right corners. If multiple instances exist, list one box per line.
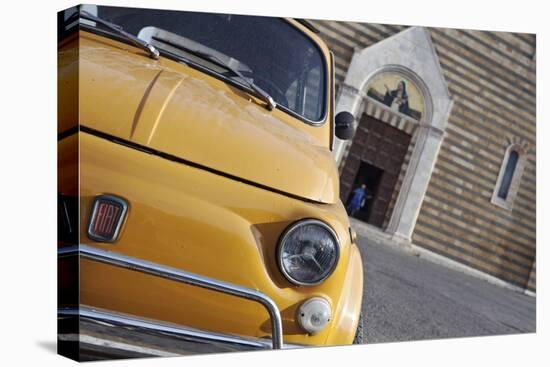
left=340, top=114, right=411, bottom=227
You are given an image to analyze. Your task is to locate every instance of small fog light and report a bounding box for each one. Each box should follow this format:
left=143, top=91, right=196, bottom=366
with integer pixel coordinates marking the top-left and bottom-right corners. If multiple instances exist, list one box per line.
left=297, top=297, right=332, bottom=335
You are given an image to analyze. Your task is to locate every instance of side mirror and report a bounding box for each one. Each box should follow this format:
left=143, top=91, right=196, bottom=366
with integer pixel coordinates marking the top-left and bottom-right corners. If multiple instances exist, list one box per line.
left=335, top=111, right=355, bottom=140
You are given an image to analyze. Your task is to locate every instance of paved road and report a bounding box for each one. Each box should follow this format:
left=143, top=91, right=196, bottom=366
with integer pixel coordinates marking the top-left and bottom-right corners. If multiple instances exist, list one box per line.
left=355, top=235, right=536, bottom=344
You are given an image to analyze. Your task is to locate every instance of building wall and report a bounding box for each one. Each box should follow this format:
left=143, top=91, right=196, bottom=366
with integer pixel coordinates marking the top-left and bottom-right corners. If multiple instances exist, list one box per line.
left=309, top=21, right=407, bottom=92
left=310, top=19, right=536, bottom=292
left=419, top=28, right=536, bottom=292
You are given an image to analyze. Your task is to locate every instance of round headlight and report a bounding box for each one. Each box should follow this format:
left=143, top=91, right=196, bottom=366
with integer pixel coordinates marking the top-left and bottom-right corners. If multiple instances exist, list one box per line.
left=277, top=219, right=340, bottom=286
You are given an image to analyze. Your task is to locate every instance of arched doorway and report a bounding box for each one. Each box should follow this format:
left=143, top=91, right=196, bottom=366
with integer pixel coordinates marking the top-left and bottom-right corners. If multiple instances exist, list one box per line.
left=342, top=114, right=411, bottom=228
left=334, top=26, right=453, bottom=243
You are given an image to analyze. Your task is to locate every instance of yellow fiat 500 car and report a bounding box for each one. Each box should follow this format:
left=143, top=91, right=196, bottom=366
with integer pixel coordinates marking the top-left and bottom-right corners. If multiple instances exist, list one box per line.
left=58, top=5, right=363, bottom=356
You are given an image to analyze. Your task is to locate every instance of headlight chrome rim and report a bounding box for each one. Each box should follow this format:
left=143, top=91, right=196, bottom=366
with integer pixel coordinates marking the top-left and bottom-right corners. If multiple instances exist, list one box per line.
left=277, top=219, right=340, bottom=286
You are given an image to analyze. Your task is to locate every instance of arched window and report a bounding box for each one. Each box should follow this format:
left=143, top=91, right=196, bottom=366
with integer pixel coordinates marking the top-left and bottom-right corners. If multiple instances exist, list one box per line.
left=491, top=144, right=526, bottom=210
left=497, top=150, right=519, bottom=200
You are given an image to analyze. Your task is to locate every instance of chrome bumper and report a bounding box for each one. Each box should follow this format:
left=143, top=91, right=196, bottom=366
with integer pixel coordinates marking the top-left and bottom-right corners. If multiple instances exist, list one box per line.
left=58, top=244, right=286, bottom=352
left=58, top=306, right=300, bottom=356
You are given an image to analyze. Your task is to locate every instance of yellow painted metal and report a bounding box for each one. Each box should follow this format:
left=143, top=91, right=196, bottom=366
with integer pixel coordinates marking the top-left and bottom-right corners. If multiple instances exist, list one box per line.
left=78, top=28, right=338, bottom=204
left=58, top=19, right=363, bottom=346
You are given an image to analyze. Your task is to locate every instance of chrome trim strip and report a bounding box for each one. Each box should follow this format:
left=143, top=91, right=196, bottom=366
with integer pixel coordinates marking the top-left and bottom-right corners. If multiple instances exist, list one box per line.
left=58, top=246, right=78, bottom=258
left=59, top=245, right=283, bottom=349
left=59, top=306, right=269, bottom=350
left=330, top=51, right=336, bottom=151
left=283, top=18, right=330, bottom=126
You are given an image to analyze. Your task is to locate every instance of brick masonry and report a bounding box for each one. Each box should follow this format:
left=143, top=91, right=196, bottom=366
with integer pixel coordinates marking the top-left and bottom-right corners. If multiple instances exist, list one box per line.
left=309, top=19, right=536, bottom=292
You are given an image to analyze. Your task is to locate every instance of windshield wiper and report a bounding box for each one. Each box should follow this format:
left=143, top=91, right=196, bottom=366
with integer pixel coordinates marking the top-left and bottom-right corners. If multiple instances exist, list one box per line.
left=156, top=37, right=276, bottom=111
left=76, top=10, right=160, bottom=60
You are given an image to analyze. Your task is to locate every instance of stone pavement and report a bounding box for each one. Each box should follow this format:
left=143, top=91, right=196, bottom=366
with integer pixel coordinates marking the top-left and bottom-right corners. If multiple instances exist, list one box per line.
left=351, top=221, right=536, bottom=343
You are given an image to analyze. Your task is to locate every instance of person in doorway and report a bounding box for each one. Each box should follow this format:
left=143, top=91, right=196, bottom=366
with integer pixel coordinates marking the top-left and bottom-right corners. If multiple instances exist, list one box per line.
left=347, top=184, right=369, bottom=217
left=383, top=80, right=411, bottom=116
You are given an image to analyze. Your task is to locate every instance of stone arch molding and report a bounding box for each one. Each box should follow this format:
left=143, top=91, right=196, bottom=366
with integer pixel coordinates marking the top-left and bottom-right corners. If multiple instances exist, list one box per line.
left=334, top=26, right=453, bottom=243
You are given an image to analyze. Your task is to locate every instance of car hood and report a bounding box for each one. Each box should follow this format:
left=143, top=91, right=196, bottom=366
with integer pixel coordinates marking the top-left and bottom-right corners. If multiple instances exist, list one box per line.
left=77, top=33, right=339, bottom=204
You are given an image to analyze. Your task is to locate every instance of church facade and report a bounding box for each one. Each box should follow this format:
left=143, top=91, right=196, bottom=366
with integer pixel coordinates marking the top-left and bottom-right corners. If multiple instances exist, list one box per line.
left=308, top=20, right=536, bottom=294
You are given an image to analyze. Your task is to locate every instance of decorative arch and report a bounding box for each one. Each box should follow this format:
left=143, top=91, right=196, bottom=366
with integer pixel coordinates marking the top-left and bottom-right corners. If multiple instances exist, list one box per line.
left=334, top=26, right=453, bottom=243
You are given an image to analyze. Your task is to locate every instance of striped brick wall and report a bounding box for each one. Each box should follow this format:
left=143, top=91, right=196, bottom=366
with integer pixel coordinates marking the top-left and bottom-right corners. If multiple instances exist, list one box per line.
left=310, top=20, right=536, bottom=292
left=308, top=20, right=407, bottom=92
left=419, top=28, right=536, bottom=292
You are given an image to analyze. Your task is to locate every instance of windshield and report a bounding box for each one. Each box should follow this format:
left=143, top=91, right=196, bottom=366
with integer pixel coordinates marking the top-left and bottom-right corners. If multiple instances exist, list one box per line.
left=80, top=5, right=328, bottom=122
